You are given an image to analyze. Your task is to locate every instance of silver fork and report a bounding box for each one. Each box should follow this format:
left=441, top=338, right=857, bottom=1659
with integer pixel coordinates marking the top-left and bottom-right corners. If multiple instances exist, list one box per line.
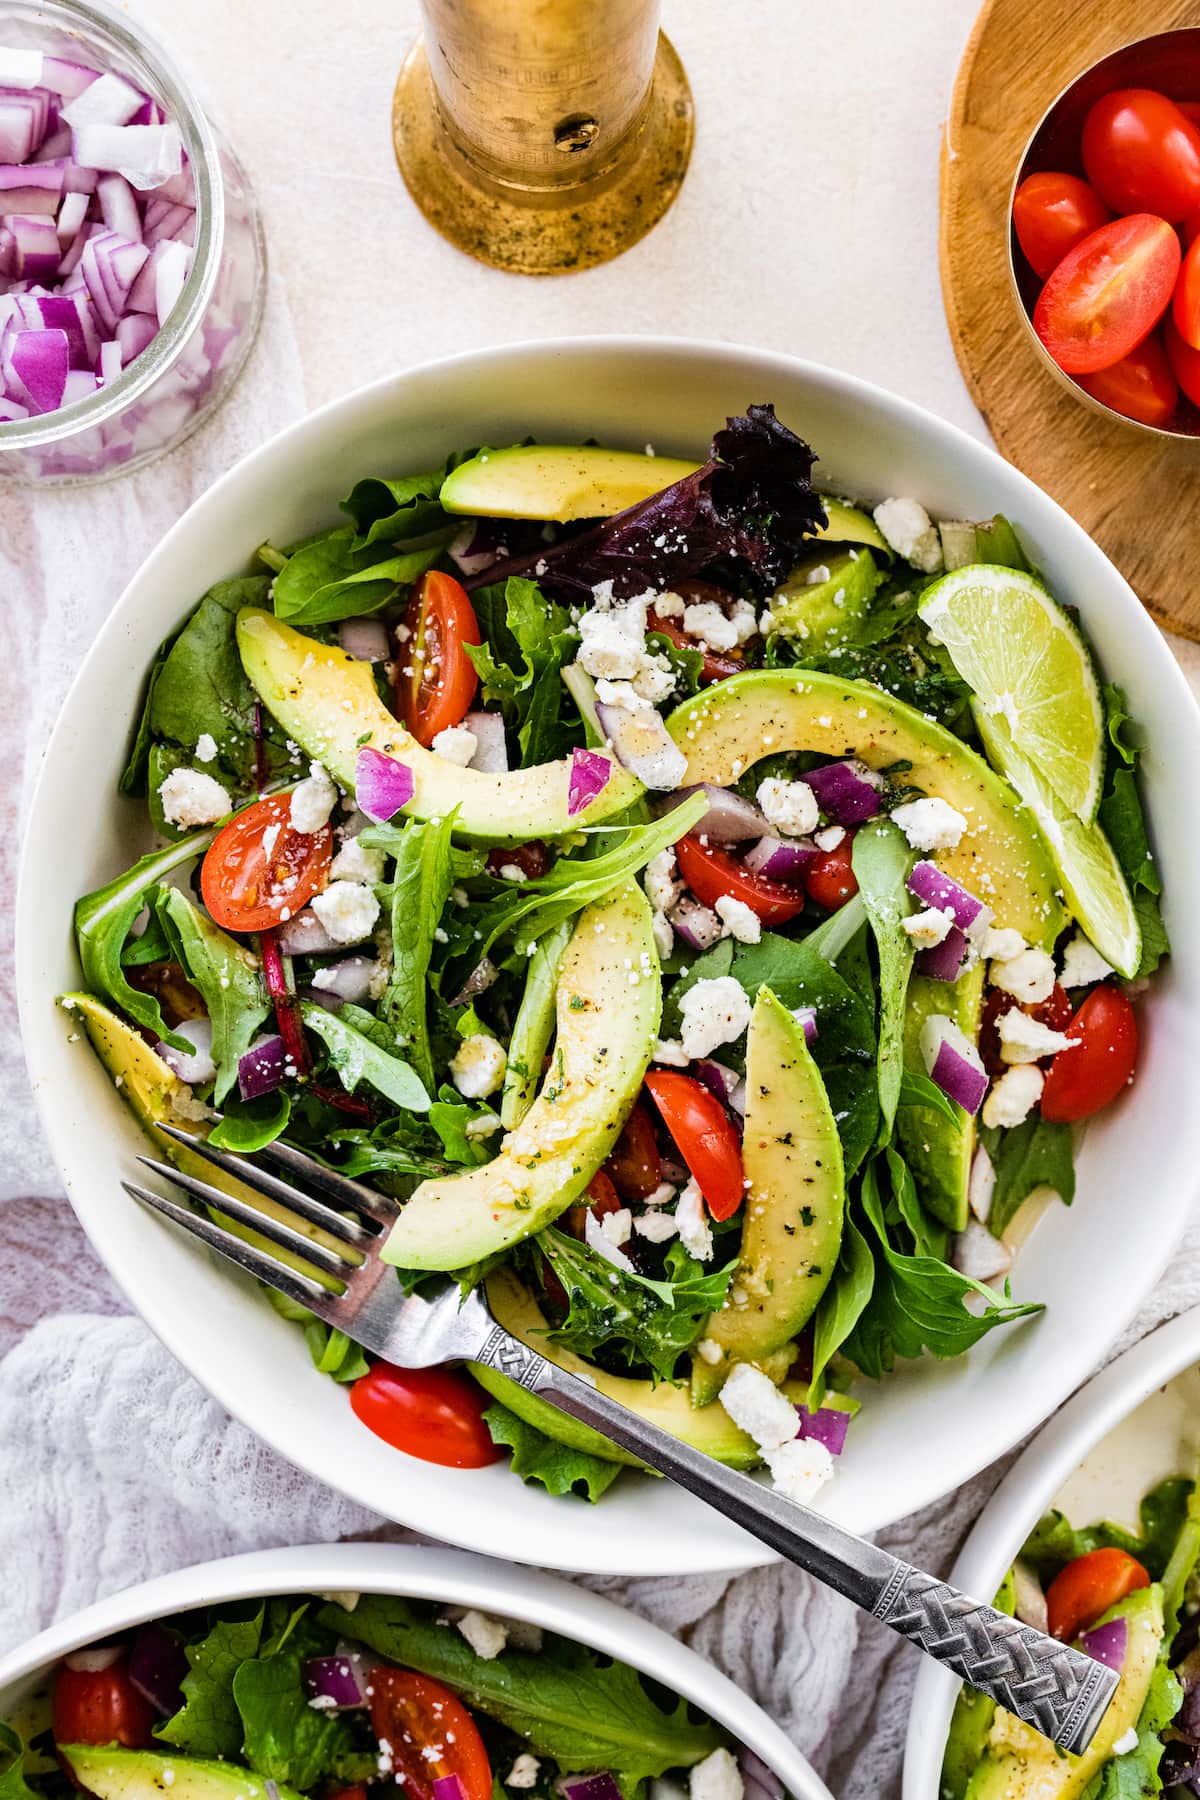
left=128, top=1124, right=1117, bottom=1756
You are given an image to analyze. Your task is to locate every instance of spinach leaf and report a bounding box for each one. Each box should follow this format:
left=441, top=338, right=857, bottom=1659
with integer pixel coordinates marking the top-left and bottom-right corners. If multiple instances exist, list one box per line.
left=119, top=630, right=179, bottom=795
left=315, top=1596, right=725, bottom=1781
left=272, top=527, right=445, bottom=628
left=0, top=1726, right=37, bottom=1800
left=807, top=1212, right=876, bottom=1409
left=209, top=1090, right=292, bottom=1154
left=1097, top=684, right=1167, bottom=978
left=157, top=1607, right=265, bottom=1758
left=851, top=819, right=915, bottom=1140
left=75, top=831, right=216, bottom=1051
left=143, top=577, right=281, bottom=791
left=373, top=813, right=456, bottom=1093
left=340, top=466, right=449, bottom=550
left=300, top=1002, right=429, bottom=1111
left=483, top=1400, right=624, bottom=1502
left=979, top=1116, right=1075, bottom=1239
left=897, top=1066, right=960, bottom=1125
left=1021, top=1477, right=1195, bottom=1584
left=465, top=578, right=578, bottom=767
left=233, top=1648, right=371, bottom=1788
left=156, top=886, right=269, bottom=1103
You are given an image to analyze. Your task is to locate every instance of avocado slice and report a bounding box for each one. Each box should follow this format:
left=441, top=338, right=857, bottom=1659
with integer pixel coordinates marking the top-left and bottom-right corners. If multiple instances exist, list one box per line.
left=439, top=445, right=701, bottom=522
left=696, top=988, right=845, bottom=1387
left=382, top=883, right=659, bottom=1272
left=964, top=1586, right=1164, bottom=1800
left=236, top=609, right=643, bottom=845
left=664, top=669, right=1064, bottom=948
left=813, top=497, right=891, bottom=556
left=895, top=964, right=985, bottom=1232
left=61, top=1748, right=303, bottom=1800
left=942, top=1568, right=1016, bottom=1800
left=769, top=550, right=881, bottom=652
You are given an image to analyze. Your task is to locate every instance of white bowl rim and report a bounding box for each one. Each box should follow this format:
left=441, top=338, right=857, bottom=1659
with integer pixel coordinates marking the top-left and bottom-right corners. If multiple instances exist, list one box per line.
left=901, top=1303, right=1200, bottom=1800
left=16, top=332, right=1200, bottom=1576
left=0, top=1541, right=830, bottom=1800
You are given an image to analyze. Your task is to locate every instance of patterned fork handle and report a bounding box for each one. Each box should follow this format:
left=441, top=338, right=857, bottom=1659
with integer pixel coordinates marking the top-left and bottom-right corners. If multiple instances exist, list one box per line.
left=473, top=1325, right=1117, bottom=1754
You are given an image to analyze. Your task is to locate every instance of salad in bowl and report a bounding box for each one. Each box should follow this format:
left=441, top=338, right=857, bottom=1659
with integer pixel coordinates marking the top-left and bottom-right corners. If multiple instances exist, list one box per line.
left=61, top=401, right=1164, bottom=1511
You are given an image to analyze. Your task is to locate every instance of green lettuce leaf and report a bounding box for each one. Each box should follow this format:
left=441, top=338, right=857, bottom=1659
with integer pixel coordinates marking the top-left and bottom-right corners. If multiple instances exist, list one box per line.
left=300, top=1001, right=430, bottom=1111
left=370, top=813, right=456, bottom=1094
left=466, top=578, right=578, bottom=767
left=233, top=1649, right=372, bottom=1787
left=1020, top=1478, right=1196, bottom=1584
left=270, top=527, right=446, bottom=627
left=340, top=466, right=450, bottom=550
left=850, top=818, right=915, bottom=1140
left=156, top=886, right=269, bottom=1103
left=807, top=1211, right=876, bottom=1409
left=979, top=1116, right=1076, bottom=1240
left=0, top=1726, right=38, bottom=1800
left=264, top=1288, right=370, bottom=1384
left=1092, top=1650, right=1180, bottom=1800
left=1097, top=685, right=1167, bottom=979
left=483, top=1401, right=624, bottom=1503
left=157, top=1608, right=265, bottom=1759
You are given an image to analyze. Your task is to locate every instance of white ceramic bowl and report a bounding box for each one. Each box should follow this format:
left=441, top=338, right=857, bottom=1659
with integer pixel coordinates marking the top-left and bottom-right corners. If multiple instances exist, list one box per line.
left=902, top=1305, right=1200, bottom=1800
left=16, top=337, right=1200, bottom=1574
left=0, top=1542, right=828, bottom=1800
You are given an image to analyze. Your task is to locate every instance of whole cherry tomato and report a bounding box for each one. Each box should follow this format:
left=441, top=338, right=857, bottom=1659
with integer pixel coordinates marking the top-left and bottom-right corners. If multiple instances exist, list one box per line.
left=397, top=570, right=482, bottom=747
left=1013, top=171, right=1111, bottom=280
left=1046, top=1547, right=1149, bottom=1642
left=675, top=832, right=807, bottom=925
left=604, top=1100, right=663, bottom=1200
left=53, top=1658, right=155, bottom=1750
left=643, top=1070, right=744, bottom=1220
left=1175, top=235, right=1200, bottom=348
left=805, top=836, right=858, bottom=912
left=1078, top=331, right=1179, bottom=426
left=200, top=792, right=332, bottom=934
left=1183, top=212, right=1200, bottom=250
left=1166, top=314, right=1200, bottom=406
left=369, top=1669, right=492, bottom=1800
left=350, top=1364, right=504, bottom=1468
left=1082, top=88, right=1200, bottom=220
left=1034, top=215, right=1181, bottom=375
left=1040, top=983, right=1138, bottom=1123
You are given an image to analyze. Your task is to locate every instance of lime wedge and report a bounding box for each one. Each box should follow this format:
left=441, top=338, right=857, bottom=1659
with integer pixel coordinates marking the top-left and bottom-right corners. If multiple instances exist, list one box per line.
left=974, top=707, right=1140, bottom=978
left=918, top=565, right=1105, bottom=822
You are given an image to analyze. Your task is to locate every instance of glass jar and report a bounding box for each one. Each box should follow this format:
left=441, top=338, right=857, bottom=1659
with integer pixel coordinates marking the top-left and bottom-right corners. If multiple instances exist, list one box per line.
left=0, top=0, right=266, bottom=483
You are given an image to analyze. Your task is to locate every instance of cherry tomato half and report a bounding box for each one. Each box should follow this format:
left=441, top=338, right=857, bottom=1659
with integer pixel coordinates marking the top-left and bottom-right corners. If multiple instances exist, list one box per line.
left=369, top=1668, right=492, bottom=1800
left=350, top=1364, right=504, bottom=1468
left=1013, top=171, right=1111, bottom=280
left=1040, top=983, right=1138, bottom=1124
left=564, top=1168, right=623, bottom=1240
left=200, top=793, right=332, bottom=934
left=643, top=1070, right=744, bottom=1221
left=1175, top=235, right=1200, bottom=349
left=648, top=612, right=742, bottom=685
left=605, top=1099, right=663, bottom=1201
left=805, top=837, right=858, bottom=912
left=980, top=984, right=1074, bottom=1078
left=1034, top=215, right=1181, bottom=375
left=1166, top=314, right=1200, bottom=406
left=1082, top=88, right=1200, bottom=221
left=675, top=832, right=807, bottom=926
left=1046, top=1547, right=1149, bottom=1642
left=398, top=570, right=482, bottom=747
left=1078, top=331, right=1179, bottom=426
left=53, top=1659, right=155, bottom=1750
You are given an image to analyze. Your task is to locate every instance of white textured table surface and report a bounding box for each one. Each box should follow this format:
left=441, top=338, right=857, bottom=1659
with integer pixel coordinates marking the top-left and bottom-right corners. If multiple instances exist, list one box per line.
left=3, top=2, right=1200, bottom=1796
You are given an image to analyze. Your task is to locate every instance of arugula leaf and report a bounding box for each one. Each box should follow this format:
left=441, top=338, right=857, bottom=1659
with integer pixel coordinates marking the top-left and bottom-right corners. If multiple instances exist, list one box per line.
left=1021, top=1478, right=1195, bottom=1584
left=156, top=886, right=269, bottom=1103
left=850, top=819, right=915, bottom=1140
left=484, top=1400, right=624, bottom=1502
left=157, top=1608, right=265, bottom=1758
left=271, top=527, right=446, bottom=627
left=0, top=1726, right=38, bottom=1800
left=371, top=812, right=456, bottom=1093
left=808, top=1212, right=875, bottom=1409
left=465, top=578, right=577, bottom=767
left=979, top=1116, right=1075, bottom=1239
left=428, top=1085, right=499, bottom=1164
left=1096, top=685, right=1167, bottom=979
left=340, top=466, right=449, bottom=550
left=315, top=1596, right=724, bottom=1781
left=143, top=577, right=282, bottom=791
left=536, top=1230, right=734, bottom=1382
left=300, top=1001, right=429, bottom=1111
left=233, top=1649, right=370, bottom=1788
left=264, top=1288, right=370, bottom=1384
left=897, top=1066, right=960, bottom=1125
left=75, top=831, right=216, bottom=1051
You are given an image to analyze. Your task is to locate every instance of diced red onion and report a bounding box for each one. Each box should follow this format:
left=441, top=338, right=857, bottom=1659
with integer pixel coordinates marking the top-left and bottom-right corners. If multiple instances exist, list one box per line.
left=1081, top=1617, right=1128, bottom=1671
left=0, top=158, right=63, bottom=212
left=694, top=1060, right=740, bottom=1104
left=736, top=1747, right=785, bottom=1800
left=8, top=212, right=59, bottom=278
left=338, top=615, right=390, bottom=662
left=72, top=121, right=182, bottom=190
left=41, top=58, right=99, bottom=101
left=60, top=369, right=94, bottom=404
left=155, top=1016, right=215, bottom=1086
left=1011, top=1561, right=1048, bottom=1635
left=96, top=171, right=140, bottom=241
left=450, top=957, right=499, bottom=1007
left=920, top=1014, right=987, bottom=1114
left=356, top=745, right=416, bottom=822
left=0, top=49, right=43, bottom=90
left=301, top=1654, right=368, bottom=1710
left=743, top=832, right=817, bottom=886
left=968, top=1145, right=995, bottom=1224
left=595, top=704, right=687, bottom=792
left=277, top=909, right=339, bottom=956
left=952, top=1220, right=1013, bottom=1283
left=663, top=783, right=766, bottom=842
left=916, top=922, right=970, bottom=982
left=668, top=893, right=723, bottom=952
left=238, top=1033, right=288, bottom=1101
left=433, top=1780, right=465, bottom=1800
left=585, top=1208, right=633, bottom=1271
left=98, top=337, right=121, bottom=385
left=568, top=746, right=612, bottom=816
left=127, top=1622, right=188, bottom=1717
left=557, top=1776, right=622, bottom=1800
left=115, top=309, right=156, bottom=364
left=0, top=394, right=27, bottom=418
left=805, top=760, right=883, bottom=824
left=465, top=710, right=508, bottom=774
left=61, top=70, right=143, bottom=130
left=795, top=1403, right=850, bottom=1456
left=907, top=861, right=992, bottom=938
left=9, top=325, right=68, bottom=411
left=153, top=235, right=188, bottom=322
left=310, top=956, right=376, bottom=1007
left=448, top=519, right=508, bottom=578
left=65, top=1645, right=122, bottom=1672
left=0, top=98, right=37, bottom=164
left=793, top=1005, right=818, bottom=1044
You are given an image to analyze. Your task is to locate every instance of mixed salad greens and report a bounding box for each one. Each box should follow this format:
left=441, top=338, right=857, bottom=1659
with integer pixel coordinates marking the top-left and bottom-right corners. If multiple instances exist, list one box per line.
left=944, top=1475, right=1200, bottom=1800
left=64, top=404, right=1166, bottom=1506
left=0, top=1590, right=755, bottom=1800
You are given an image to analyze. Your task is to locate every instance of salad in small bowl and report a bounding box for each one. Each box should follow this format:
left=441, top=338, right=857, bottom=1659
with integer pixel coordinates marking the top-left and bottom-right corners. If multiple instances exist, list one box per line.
left=59, top=397, right=1163, bottom=1513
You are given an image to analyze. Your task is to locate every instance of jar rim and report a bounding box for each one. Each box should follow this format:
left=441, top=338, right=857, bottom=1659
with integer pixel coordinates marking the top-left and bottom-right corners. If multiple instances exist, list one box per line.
left=0, top=0, right=225, bottom=451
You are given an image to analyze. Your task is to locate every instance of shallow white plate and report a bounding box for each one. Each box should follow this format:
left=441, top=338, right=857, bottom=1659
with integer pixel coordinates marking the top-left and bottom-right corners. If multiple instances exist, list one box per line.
left=902, top=1305, right=1200, bottom=1800
left=16, top=337, right=1200, bottom=1573
left=0, top=1542, right=828, bottom=1800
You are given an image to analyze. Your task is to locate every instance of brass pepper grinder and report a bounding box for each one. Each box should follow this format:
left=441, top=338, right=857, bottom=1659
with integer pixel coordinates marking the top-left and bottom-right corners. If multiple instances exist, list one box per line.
left=392, top=0, right=694, bottom=275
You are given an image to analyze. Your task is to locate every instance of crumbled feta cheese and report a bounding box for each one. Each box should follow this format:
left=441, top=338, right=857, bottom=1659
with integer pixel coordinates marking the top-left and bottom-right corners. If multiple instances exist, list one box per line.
left=997, top=1010, right=1076, bottom=1064
left=311, top=881, right=380, bottom=944
left=160, top=1018, right=216, bottom=1086
left=981, top=926, right=1026, bottom=963
left=456, top=1610, right=508, bottom=1660
left=953, top=1220, right=1013, bottom=1284
left=595, top=677, right=650, bottom=714
left=651, top=909, right=674, bottom=959
left=601, top=1207, right=633, bottom=1249
left=645, top=848, right=683, bottom=915
left=981, top=1063, right=1044, bottom=1129
left=675, top=1176, right=713, bottom=1261
left=431, top=724, right=478, bottom=766
left=969, top=1145, right=996, bottom=1223
left=678, top=975, right=753, bottom=1059
left=1112, top=1729, right=1140, bottom=1757
left=654, top=589, right=685, bottom=618
left=690, top=1748, right=744, bottom=1800
left=290, top=762, right=338, bottom=834
left=719, top=1363, right=799, bottom=1451
left=634, top=1209, right=679, bottom=1242
left=891, top=796, right=968, bottom=851
left=644, top=1182, right=677, bottom=1207
left=1060, top=933, right=1113, bottom=988
left=764, top=1435, right=835, bottom=1504
left=329, top=837, right=385, bottom=884
left=757, top=775, right=819, bottom=838
left=730, top=598, right=759, bottom=644
left=695, top=1337, right=724, bottom=1366
left=814, top=824, right=845, bottom=851
left=577, top=594, right=648, bottom=679
left=805, top=564, right=832, bottom=585
left=633, top=654, right=677, bottom=704
left=194, top=732, right=218, bottom=764
left=498, top=863, right=528, bottom=883
left=450, top=1033, right=507, bottom=1099
left=653, top=1037, right=690, bottom=1067
left=158, top=766, right=231, bottom=829
left=465, top=1113, right=503, bottom=1139
left=873, top=496, right=944, bottom=573
left=903, top=907, right=953, bottom=949
left=991, top=946, right=1056, bottom=1004
left=507, top=1755, right=541, bottom=1790
left=682, top=599, right=739, bottom=652
left=715, top=894, right=762, bottom=944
